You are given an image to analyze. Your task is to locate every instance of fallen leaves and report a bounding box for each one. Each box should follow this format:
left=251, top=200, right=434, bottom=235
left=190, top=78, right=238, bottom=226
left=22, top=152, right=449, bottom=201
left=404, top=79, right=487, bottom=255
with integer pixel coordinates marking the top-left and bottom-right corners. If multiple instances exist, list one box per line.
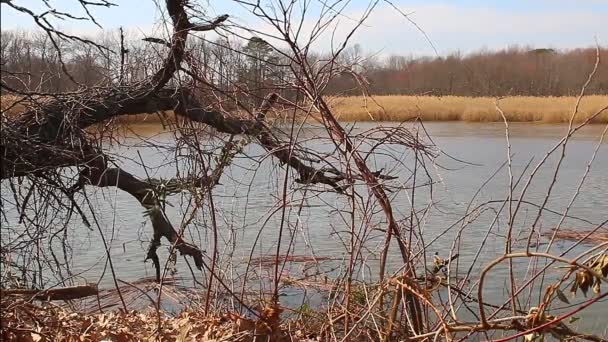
left=1, top=299, right=304, bottom=342
left=569, top=254, right=607, bottom=297
left=570, top=270, right=595, bottom=297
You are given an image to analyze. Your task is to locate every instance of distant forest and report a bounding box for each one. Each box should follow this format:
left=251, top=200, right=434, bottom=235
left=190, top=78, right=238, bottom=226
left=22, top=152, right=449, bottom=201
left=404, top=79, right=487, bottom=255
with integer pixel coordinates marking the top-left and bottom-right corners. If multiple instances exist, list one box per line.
left=2, top=30, right=606, bottom=100
left=328, top=45, right=608, bottom=97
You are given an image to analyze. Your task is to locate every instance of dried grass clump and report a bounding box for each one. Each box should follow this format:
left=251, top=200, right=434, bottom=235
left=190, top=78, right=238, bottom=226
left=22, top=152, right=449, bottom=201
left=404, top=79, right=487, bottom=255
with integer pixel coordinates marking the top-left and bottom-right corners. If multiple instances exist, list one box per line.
left=543, top=228, right=608, bottom=245
left=250, top=255, right=333, bottom=268
left=329, top=95, right=608, bottom=123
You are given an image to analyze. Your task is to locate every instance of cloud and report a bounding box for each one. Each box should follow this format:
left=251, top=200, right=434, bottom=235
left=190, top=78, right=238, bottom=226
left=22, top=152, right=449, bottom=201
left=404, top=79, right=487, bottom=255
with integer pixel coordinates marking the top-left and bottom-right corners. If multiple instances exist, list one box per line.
left=2, top=1, right=605, bottom=56
left=293, top=3, right=608, bottom=56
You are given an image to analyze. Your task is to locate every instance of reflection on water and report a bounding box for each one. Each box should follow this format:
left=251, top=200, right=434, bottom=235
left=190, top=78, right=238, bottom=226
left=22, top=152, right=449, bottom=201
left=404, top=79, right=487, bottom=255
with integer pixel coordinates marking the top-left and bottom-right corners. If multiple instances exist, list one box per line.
left=2, top=122, right=607, bottom=335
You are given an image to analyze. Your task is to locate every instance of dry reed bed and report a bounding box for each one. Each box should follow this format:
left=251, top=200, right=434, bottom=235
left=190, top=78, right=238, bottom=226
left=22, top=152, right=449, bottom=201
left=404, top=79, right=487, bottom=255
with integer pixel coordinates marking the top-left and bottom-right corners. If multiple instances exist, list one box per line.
left=328, top=95, right=608, bottom=123
left=4, top=94, right=608, bottom=124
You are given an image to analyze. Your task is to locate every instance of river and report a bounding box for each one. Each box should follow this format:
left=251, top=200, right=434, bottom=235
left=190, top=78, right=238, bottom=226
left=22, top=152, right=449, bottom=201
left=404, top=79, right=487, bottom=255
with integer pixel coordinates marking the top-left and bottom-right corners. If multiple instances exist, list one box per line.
left=2, top=121, right=607, bottom=337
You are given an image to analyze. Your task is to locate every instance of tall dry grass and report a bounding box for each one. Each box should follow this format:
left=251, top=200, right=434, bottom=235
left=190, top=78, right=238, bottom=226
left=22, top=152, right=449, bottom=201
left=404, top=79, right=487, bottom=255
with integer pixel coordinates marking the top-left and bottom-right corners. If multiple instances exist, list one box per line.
left=3, top=94, right=607, bottom=123
left=328, top=95, right=608, bottom=123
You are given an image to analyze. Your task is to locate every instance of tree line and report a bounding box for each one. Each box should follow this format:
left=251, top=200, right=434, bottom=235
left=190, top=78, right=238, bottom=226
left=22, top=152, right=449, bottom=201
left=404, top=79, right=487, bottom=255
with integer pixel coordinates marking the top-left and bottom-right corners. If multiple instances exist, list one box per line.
left=328, top=45, right=608, bottom=97
left=2, top=30, right=606, bottom=103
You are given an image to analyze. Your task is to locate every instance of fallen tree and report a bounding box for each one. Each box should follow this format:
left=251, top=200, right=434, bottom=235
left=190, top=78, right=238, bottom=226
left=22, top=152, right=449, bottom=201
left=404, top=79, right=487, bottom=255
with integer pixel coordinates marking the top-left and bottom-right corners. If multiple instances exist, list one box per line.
left=0, top=0, right=355, bottom=282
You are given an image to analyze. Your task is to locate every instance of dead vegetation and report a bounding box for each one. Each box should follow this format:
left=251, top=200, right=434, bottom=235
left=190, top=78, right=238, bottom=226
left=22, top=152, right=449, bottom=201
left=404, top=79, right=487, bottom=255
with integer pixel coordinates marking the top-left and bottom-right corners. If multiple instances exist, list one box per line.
left=329, top=95, right=608, bottom=123
left=543, top=228, right=608, bottom=245
left=1, top=298, right=298, bottom=342
left=6, top=94, right=606, bottom=124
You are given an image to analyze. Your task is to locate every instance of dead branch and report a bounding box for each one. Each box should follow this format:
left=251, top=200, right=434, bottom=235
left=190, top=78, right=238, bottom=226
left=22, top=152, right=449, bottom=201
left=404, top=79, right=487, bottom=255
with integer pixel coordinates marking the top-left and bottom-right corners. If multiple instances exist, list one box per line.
left=1, top=284, right=98, bottom=301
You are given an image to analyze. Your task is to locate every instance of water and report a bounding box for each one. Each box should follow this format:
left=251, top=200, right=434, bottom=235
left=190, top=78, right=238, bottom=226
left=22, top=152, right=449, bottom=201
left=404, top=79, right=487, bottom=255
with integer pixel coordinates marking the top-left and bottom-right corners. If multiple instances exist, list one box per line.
left=1, top=122, right=607, bottom=336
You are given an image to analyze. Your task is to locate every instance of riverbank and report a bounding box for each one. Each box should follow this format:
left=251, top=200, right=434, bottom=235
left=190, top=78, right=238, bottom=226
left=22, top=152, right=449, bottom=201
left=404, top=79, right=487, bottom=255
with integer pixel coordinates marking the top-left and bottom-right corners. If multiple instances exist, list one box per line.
left=328, top=95, right=608, bottom=123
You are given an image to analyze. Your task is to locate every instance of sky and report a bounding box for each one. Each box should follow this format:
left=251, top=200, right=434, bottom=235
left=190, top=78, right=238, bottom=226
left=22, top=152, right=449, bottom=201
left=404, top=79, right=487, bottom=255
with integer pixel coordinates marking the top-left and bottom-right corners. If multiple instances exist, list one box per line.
left=1, top=0, right=607, bottom=57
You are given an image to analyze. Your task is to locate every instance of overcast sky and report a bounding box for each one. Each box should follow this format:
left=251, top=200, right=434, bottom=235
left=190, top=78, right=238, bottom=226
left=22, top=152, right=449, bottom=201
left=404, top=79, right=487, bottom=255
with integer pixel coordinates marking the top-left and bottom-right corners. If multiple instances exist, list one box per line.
left=1, top=0, right=606, bottom=56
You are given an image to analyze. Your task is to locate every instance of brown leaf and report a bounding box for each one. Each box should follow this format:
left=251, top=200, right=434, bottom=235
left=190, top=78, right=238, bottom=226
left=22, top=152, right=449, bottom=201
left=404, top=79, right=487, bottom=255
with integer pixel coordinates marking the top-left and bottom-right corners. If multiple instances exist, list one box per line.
left=593, top=278, right=601, bottom=294
left=30, top=332, right=42, bottom=342
left=594, top=255, right=608, bottom=277
left=574, top=270, right=593, bottom=297
left=555, top=288, right=570, bottom=304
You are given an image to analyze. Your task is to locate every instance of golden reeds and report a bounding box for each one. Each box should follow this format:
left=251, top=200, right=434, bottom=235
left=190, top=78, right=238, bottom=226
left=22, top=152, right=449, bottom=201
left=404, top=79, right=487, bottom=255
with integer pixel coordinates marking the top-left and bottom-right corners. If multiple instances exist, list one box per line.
left=3, top=94, right=607, bottom=123
left=327, top=95, right=608, bottom=123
